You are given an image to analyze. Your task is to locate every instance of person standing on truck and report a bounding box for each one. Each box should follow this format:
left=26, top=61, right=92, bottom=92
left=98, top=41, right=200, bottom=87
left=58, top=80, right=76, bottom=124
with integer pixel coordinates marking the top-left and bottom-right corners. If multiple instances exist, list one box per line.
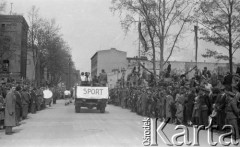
left=92, top=75, right=99, bottom=86
left=80, top=72, right=86, bottom=86
left=99, top=69, right=107, bottom=87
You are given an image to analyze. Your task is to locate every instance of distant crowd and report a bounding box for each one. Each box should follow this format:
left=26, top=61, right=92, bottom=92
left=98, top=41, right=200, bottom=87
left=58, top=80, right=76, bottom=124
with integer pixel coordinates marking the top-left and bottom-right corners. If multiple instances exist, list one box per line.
left=110, top=65, right=240, bottom=139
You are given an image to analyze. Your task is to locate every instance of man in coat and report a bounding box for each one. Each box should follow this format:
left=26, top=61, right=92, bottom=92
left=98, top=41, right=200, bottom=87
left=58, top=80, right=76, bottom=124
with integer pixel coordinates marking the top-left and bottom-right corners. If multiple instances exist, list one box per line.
left=36, top=88, right=43, bottom=111
left=52, top=87, right=57, bottom=104
left=30, top=88, right=37, bottom=114
left=199, top=88, right=211, bottom=126
left=225, top=93, right=240, bottom=139
left=223, top=72, right=233, bottom=91
left=21, top=87, right=30, bottom=119
left=99, top=69, right=108, bottom=87
left=15, top=86, right=22, bottom=126
left=5, top=87, right=16, bottom=135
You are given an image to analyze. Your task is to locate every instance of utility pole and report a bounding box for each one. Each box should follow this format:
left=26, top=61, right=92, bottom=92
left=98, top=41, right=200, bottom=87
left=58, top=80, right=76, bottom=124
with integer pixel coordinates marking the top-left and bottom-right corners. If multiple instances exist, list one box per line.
left=68, top=57, right=71, bottom=90
left=10, top=3, right=13, bottom=15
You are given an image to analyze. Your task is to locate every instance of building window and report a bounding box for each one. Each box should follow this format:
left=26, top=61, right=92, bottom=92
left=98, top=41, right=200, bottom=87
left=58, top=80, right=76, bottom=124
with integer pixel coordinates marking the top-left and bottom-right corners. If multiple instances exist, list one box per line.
left=2, top=60, right=9, bottom=72
left=1, top=24, right=5, bottom=29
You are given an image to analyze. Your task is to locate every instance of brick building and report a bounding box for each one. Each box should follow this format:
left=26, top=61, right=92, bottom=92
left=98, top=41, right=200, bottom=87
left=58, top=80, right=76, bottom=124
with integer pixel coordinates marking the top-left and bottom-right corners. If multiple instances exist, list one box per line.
left=0, top=15, right=29, bottom=80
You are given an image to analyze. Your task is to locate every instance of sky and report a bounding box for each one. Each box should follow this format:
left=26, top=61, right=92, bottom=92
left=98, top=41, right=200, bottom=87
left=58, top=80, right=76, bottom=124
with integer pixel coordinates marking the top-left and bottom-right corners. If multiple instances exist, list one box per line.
left=2, top=0, right=239, bottom=72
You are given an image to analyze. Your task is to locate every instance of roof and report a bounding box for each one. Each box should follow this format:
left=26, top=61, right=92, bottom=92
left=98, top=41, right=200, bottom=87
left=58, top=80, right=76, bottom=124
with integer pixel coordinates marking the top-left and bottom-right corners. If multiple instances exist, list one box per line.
left=0, top=15, right=29, bottom=29
left=91, top=48, right=126, bottom=60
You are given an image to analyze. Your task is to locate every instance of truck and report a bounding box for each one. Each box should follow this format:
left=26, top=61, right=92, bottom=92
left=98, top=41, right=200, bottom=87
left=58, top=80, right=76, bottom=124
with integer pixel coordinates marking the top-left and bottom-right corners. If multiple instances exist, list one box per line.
left=74, top=85, right=109, bottom=113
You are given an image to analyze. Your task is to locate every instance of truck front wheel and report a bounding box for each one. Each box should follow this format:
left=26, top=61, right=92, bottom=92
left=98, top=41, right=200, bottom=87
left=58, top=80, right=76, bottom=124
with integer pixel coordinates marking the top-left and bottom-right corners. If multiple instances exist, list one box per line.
left=75, top=105, right=81, bottom=113
left=100, top=107, right=105, bottom=113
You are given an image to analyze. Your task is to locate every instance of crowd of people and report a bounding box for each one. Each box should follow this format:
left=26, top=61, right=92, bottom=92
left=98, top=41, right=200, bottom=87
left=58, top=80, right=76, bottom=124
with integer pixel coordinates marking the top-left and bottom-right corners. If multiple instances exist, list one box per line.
left=110, top=66, right=240, bottom=139
left=0, top=83, right=62, bottom=135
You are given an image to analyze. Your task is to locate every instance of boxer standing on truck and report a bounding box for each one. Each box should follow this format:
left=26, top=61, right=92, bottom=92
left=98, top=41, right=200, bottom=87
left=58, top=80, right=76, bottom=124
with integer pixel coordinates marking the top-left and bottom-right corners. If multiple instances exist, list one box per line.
left=99, top=69, right=107, bottom=87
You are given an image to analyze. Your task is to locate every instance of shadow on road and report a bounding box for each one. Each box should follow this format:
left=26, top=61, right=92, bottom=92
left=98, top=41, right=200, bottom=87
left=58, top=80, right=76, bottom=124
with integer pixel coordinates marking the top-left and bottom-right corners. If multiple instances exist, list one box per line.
left=12, top=128, right=22, bottom=134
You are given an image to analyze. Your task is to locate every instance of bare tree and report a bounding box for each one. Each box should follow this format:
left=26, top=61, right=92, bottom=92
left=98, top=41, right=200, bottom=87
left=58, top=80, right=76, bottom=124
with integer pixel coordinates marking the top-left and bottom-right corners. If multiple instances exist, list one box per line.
left=196, top=0, right=240, bottom=74
left=27, top=6, right=75, bottom=86
left=111, top=0, right=194, bottom=78
left=0, top=1, right=6, bottom=14
left=27, top=6, right=43, bottom=85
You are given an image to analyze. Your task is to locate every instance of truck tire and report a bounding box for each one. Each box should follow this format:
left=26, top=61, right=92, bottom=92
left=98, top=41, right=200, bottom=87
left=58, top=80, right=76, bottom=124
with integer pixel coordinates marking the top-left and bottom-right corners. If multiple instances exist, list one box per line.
left=100, top=107, right=105, bottom=113
left=75, top=106, right=81, bottom=113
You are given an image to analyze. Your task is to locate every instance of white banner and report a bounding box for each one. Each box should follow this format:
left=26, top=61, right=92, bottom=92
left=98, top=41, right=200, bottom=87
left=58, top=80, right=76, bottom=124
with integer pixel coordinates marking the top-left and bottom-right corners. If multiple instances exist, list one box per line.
left=76, top=86, right=109, bottom=99
left=43, top=89, right=53, bottom=99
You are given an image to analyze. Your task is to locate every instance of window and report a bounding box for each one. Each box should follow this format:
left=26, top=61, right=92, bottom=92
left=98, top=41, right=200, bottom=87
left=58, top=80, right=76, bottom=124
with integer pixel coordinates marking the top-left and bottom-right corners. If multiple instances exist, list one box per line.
left=2, top=60, right=9, bottom=72
left=1, top=24, right=5, bottom=29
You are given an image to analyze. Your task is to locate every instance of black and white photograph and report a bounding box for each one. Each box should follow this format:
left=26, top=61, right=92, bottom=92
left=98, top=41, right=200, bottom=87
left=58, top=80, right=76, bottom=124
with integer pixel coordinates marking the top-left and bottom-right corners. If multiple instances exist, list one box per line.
left=0, top=0, right=240, bottom=146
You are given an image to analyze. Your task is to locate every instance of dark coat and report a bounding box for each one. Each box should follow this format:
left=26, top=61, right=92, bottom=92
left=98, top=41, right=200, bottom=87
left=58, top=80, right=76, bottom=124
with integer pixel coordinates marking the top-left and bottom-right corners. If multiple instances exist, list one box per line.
left=185, top=93, right=195, bottom=120
left=225, top=96, right=240, bottom=120
left=21, top=91, right=30, bottom=105
left=15, top=91, right=22, bottom=109
left=199, top=94, right=211, bottom=113
left=30, top=90, right=37, bottom=104
left=223, top=74, right=233, bottom=86
left=236, top=67, right=240, bottom=75
left=4, top=91, right=16, bottom=127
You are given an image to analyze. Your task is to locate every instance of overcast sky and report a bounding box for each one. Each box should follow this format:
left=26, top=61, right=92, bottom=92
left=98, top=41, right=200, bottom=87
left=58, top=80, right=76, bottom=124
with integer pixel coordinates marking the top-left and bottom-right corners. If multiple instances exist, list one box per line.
left=2, top=0, right=239, bottom=72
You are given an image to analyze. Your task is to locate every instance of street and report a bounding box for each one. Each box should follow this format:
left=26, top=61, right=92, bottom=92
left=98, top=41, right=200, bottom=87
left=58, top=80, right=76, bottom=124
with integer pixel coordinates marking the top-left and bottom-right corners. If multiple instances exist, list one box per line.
left=0, top=100, right=144, bottom=147
left=0, top=100, right=238, bottom=147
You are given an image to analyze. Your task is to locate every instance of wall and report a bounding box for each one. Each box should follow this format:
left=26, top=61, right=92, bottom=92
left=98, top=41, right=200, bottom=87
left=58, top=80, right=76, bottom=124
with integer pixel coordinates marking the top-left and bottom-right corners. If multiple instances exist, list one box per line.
left=0, top=15, right=29, bottom=79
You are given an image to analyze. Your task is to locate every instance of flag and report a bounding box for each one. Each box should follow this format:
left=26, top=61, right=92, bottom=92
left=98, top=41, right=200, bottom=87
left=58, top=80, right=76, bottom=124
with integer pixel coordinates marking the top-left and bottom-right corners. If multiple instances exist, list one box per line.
left=194, top=25, right=198, bottom=63
left=138, top=22, right=148, bottom=52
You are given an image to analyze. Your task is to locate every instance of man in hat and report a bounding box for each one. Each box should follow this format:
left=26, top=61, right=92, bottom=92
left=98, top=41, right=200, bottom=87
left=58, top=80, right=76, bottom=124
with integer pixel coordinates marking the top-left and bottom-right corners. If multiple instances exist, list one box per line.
left=223, top=72, right=233, bottom=91
left=4, top=86, right=16, bottom=135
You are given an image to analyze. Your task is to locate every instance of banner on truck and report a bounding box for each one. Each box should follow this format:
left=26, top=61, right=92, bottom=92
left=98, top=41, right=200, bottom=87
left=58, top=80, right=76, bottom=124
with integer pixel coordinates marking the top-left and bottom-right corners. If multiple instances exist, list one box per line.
left=76, top=86, right=109, bottom=99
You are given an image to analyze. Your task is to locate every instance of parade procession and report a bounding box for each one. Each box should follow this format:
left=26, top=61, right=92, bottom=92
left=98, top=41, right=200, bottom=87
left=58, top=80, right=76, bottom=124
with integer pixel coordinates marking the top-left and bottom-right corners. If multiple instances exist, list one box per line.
left=1, top=0, right=240, bottom=147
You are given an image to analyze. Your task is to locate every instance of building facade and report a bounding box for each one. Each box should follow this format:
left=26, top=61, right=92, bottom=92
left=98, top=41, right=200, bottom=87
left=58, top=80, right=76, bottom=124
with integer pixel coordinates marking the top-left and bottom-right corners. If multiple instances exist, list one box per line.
left=107, top=56, right=239, bottom=88
left=0, top=15, right=29, bottom=80
left=91, top=48, right=127, bottom=77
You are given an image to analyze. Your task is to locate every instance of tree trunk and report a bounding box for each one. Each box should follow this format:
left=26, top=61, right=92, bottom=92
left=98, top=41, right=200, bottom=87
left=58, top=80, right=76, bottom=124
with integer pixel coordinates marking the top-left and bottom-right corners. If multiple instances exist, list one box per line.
left=159, top=0, right=166, bottom=75
left=160, top=35, right=164, bottom=74
left=35, top=61, right=41, bottom=86
left=228, top=5, right=233, bottom=74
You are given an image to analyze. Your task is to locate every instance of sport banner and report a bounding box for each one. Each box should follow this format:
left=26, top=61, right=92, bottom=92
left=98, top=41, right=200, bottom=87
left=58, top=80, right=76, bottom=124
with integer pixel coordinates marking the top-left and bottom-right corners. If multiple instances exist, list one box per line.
left=76, top=86, right=109, bottom=99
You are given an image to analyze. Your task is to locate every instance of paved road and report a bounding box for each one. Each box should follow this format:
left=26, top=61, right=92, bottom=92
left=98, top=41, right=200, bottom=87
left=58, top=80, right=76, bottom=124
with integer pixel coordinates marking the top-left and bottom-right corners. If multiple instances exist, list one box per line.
left=0, top=100, right=239, bottom=147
